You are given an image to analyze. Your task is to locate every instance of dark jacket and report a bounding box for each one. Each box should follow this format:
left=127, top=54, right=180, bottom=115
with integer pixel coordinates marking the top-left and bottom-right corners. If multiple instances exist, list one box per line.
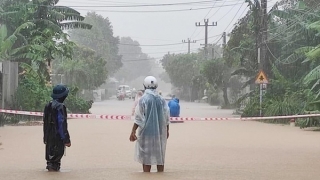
left=43, top=100, right=70, bottom=144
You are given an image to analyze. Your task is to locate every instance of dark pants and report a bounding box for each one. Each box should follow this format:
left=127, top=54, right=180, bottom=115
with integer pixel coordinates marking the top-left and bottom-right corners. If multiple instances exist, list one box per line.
left=45, top=140, right=65, bottom=171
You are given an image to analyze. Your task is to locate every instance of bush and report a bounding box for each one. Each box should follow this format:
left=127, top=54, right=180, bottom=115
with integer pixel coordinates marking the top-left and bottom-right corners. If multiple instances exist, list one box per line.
left=0, top=114, right=25, bottom=125
left=241, top=97, right=260, bottom=117
left=9, top=83, right=92, bottom=125
left=12, top=78, right=51, bottom=112
left=64, top=86, right=93, bottom=114
left=13, top=81, right=93, bottom=114
left=296, top=117, right=320, bottom=129
left=0, top=114, right=7, bottom=126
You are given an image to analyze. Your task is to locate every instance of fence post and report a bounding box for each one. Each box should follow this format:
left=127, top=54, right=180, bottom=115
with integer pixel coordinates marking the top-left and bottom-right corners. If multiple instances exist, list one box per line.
left=290, top=118, right=295, bottom=127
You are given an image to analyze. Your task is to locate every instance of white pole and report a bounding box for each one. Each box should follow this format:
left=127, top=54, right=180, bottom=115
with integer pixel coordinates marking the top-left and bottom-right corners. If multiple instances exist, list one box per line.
left=260, top=83, right=263, bottom=116
left=258, top=48, right=261, bottom=64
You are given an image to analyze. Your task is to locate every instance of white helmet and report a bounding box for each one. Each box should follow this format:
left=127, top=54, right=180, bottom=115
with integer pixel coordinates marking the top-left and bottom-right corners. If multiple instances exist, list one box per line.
left=143, top=76, right=158, bottom=89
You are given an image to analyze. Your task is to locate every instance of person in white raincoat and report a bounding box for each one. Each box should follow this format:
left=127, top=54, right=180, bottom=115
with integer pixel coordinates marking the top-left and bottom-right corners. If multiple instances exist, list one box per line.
left=131, top=90, right=144, bottom=116
left=129, top=76, right=170, bottom=172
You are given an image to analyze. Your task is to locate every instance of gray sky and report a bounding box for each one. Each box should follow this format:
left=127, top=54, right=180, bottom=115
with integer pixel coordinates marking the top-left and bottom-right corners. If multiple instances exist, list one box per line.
left=58, top=0, right=278, bottom=61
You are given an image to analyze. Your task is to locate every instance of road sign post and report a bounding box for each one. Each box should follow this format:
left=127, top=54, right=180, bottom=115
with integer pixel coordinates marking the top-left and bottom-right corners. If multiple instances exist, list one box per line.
left=259, top=84, right=263, bottom=116
left=255, top=70, right=269, bottom=117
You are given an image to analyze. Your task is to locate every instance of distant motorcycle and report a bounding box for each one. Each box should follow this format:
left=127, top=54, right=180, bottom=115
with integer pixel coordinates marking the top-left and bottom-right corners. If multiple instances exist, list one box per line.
left=118, top=92, right=125, bottom=101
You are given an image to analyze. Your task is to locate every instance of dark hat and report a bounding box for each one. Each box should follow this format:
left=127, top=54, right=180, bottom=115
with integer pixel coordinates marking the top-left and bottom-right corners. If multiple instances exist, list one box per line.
left=51, top=84, right=69, bottom=99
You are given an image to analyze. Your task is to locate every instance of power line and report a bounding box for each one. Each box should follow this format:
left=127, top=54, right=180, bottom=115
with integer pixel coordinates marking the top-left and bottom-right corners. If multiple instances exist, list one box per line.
left=193, top=1, right=243, bottom=41
left=196, top=19, right=218, bottom=57
left=70, top=31, right=206, bottom=55
left=190, top=0, right=218, bottom=39
left=182, top=38, right=197, bottom=54
left=210, top=2, right=246, bottom=44
left=62, top=0, right=242, bottom=6
left=216, top=0, right=241, bottom=22
left=203, top=1, right=217, bottom=19
left=63, top=1, right=217, bottom=7
left=184, top=0, right=219, bottom=53
left=223, top=2, right=312, bottom=44
left=192, top=0, right=229, bottom=39
left=71, top=31, right=222, bottom=48
left=123, top=48, right=202, bottom=62
left=118, top=33, right=220, bottom=43
left=122, top=42, right=185, bottom=47
left=194, top=33, right=222, bottom=41
left=119, top=47, right=199, bottom=55
left=207, top=0, right=228, bottom=19
left=71, top=32, right=221, bottom=55
left=121, top=47, right=206, bottom=62
left=72, top=3, right=244, bottom=13
left=70, top=31, right=186, bottom=46
left=225, top=3, right=247, bottom=33
left=122, top=56, right=163, bottom=62
left=264, top=3, right=320, bottom=44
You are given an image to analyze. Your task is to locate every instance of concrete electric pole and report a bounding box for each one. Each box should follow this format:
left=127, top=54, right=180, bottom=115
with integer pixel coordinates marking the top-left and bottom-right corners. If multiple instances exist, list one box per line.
left=222, top=32, right=227, bottom=58
left=259, top=0, right=268, bottom=71
left=195, top=19, right=217, bottom=58
left=257, top=0, right=268, bottom=117
left=182, top=38, right=197, bottom=54
left=222, top=32, right=227, bottom=48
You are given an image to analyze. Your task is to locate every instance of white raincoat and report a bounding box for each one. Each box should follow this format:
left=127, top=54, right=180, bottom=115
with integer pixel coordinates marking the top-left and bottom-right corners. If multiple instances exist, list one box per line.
left=132, top=91, right=144, bottom=116
left=134, top=89, right=170, bottom=165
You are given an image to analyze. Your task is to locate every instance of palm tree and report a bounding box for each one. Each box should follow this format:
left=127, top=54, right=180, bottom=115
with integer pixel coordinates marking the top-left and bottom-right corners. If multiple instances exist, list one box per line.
left=1, top=0, right=92, bottom=83
left=0, top=23, right=35, bottom=60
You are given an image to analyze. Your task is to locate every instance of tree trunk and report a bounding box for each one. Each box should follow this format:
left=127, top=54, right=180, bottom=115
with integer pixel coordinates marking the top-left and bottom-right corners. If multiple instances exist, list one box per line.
left=222, top=86, right=230, bottom=107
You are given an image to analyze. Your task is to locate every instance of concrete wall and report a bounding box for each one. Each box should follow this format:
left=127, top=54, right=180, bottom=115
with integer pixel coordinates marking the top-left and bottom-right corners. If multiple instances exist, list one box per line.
left=1, top=61, right=19, bottom=108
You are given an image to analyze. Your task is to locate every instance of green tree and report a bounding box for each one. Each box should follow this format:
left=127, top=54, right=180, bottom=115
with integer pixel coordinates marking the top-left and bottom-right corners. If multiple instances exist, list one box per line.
left=225, top=0, right=320, bottom=127
left=161, top=53, right=198, bottom=100
left=159, top=71, right=171, bottom=83
left=54, top=45, right=108, bottom=90
left=1, top=0, right=92, bottom=84
left=0, top=23, right=35, bottom=60
left=69, top=12, right=122, bottom=75
left=201, top=58, right=231, bottom=106
left=0, top=0, right=94, bottom=114
left=114, top=37, right=151, bottom=82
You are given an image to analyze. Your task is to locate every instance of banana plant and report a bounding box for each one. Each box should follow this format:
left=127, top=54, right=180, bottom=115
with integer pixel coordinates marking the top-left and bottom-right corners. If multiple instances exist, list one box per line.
left=0, top=22, right=34, bottom=61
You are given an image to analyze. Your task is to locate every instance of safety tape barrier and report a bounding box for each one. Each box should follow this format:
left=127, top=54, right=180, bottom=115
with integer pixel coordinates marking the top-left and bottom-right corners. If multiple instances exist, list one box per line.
left=0, top=109, right=127, bottom=120
left=1, top=108, right=320, bottom=121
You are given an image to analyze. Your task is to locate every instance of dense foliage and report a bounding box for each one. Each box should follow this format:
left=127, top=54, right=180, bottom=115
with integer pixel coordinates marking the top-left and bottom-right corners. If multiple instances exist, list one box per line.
left=0, top=0, right=98, bottom=124
left=114, top=37, right=152, bottom=82
left=159, top=0, right=320, bottom=128
left=69, top=12, right=122, bottom=75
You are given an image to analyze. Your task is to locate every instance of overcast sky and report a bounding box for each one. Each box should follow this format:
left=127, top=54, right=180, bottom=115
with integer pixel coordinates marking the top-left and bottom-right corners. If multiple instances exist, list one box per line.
left=58, top=0, right=278, bottom=60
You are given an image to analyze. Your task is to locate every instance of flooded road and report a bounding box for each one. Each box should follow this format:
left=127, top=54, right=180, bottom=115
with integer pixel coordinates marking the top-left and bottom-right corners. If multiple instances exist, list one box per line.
left=1, top=99, right=320, bottom=180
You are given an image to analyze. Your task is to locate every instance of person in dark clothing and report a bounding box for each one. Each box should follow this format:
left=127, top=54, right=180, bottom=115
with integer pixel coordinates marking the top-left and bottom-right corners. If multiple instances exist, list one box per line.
left=43, top=85, right=71, bottom=172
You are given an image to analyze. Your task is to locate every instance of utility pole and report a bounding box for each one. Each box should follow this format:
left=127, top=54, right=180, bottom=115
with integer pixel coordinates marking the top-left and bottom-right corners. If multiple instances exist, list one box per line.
left=182, top=38, right=196, bottom=54
left=222, top=32, right=227, bottom=58
left=257, top=0, right=268, bottom=117
left=195, top=19, right=217, bottom=58
left=200, top=43, right=216, bottom=59
left=222, top=32, right=227, bottom=48
left=259, top=0, right=268, bottom=71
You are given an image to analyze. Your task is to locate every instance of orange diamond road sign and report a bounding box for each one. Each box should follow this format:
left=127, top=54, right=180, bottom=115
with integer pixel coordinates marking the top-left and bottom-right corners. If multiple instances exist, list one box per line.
left=255, top=70, right=269, bottom=84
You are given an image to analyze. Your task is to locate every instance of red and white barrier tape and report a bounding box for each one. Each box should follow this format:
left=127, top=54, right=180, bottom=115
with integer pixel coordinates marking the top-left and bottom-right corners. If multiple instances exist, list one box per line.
left=0, top=109, right=128, bottom=120
left=1, top=109, right=320, bottom=121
